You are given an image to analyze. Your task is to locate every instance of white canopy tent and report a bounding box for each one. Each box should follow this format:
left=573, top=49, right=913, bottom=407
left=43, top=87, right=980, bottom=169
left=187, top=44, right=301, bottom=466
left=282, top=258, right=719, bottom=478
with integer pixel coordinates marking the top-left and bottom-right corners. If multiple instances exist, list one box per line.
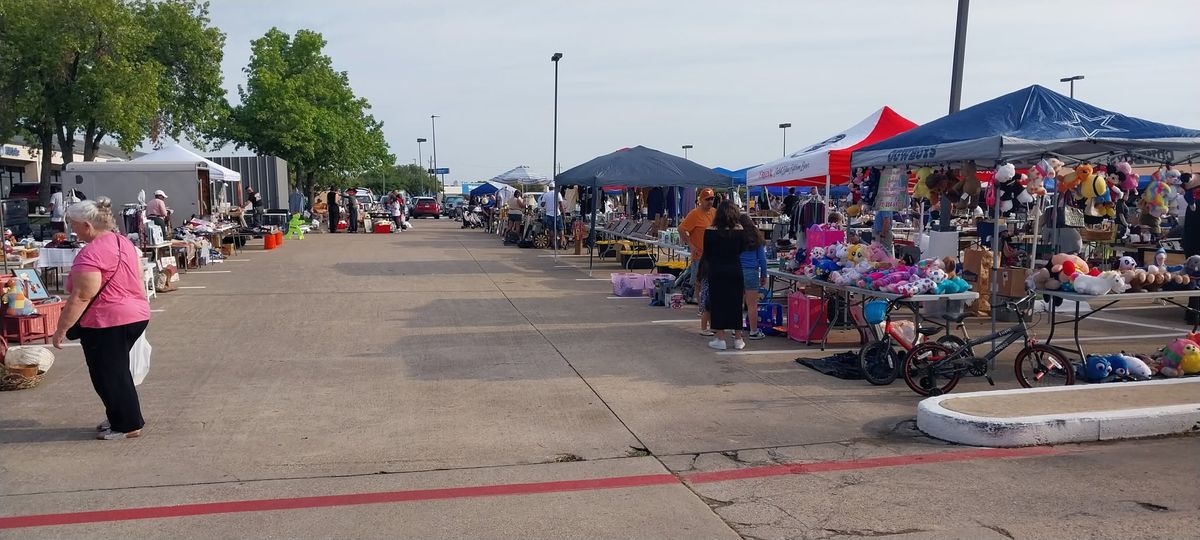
left=133, top=144, right=242, bottom=183
left=490, top=165, right=550, bottom=186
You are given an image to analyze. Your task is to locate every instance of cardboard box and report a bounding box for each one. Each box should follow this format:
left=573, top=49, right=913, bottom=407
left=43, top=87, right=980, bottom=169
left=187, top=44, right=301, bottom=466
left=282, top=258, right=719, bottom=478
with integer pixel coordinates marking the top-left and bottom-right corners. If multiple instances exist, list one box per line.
left=997, top=267, right=1029, bottom=298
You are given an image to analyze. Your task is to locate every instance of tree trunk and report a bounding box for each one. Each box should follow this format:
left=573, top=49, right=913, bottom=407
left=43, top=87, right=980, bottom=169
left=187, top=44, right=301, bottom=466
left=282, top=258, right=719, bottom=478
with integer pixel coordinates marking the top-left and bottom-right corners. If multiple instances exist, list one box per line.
left=55, top=122, right=75, bottom=165
left=82, top=122, right=102, bottom=161
left=38, top=123, right=55, bottom=207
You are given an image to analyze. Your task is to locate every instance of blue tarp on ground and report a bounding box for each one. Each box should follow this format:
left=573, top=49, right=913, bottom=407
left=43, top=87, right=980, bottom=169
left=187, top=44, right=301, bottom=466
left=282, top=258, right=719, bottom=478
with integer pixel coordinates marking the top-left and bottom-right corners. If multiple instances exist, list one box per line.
left=852, top=85, right=1200, bottom=167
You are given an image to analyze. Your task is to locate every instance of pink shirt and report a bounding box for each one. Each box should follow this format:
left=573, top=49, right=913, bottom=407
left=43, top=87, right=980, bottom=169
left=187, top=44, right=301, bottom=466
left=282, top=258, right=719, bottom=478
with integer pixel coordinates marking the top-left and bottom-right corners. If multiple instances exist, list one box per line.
left=146, top=198, right=169, bottom=218
left=68, top=232, right=151, bottom=328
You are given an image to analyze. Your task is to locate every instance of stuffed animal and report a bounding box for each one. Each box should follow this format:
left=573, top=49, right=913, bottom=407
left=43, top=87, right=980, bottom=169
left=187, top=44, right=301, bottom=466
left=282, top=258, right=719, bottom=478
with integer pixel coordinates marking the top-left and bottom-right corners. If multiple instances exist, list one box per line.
left=1159, top=338, right=1200, bottom=377
left=1077, top=355, right=1113, bottom=383
left=1060, top=163, right=1091, bottom=193
left=1026, top=162, right=1047, bottom=197
left=1186, top=255, right=1200, bottom=287
left=993, top=163, right=1018, bottom=214
left=1048, top=253, right=1089, bottom=288
left=962, top=160, right=981, bottom=203
left=1117, top=256, right=1138, bottom=272
left=1071, top=271, right=1129, bottom=296
left=1027, top=267, right=1062, bottom=291
left=808, top=246, right=827, bottom=266
left=867, top=242, right=898, bottom=269
left=1140, top=168, right=1172, bottom=219
left=913, top=166, right=933, bottom=200
left=1109, top=354, right=1153, bottom=381
left=2, top=279, right=35, bottom=317
left=1115, top=161, right=1139, bottom=192
left=846, top=244, right=867, bottom=268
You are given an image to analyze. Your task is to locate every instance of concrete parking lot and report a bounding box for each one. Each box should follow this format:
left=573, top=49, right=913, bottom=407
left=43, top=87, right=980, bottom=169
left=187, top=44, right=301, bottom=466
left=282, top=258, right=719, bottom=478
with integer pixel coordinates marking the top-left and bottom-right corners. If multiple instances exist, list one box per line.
left=2, top=220, right=1196, bottom=539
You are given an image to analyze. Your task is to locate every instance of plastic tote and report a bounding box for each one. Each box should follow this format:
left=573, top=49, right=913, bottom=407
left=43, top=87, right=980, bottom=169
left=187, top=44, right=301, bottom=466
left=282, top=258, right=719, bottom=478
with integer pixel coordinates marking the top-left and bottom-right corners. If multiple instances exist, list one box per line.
left=610, top=273, right=647, bottom=297
left=787, top=292, right=828, bottom=343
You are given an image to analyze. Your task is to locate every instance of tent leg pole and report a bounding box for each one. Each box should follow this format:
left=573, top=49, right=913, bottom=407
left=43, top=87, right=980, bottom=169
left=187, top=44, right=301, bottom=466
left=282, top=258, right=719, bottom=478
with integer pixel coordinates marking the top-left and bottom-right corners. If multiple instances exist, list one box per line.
left=589, top=181, right=597, bottom=277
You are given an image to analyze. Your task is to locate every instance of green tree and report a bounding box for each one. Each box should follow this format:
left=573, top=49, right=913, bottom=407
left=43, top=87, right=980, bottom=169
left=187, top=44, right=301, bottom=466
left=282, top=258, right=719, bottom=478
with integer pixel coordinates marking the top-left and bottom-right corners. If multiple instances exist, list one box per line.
left=1, top=0, right=226, bottom=204
left=351, top=163, right=439, bottom=196
left=230, top=28, right=391, bottom=206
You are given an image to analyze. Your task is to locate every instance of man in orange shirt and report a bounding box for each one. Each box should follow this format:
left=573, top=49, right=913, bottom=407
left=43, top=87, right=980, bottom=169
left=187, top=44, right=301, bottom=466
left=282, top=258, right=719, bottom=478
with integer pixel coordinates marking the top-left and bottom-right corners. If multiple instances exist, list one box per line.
left=679, top=188, right=717, bottom=335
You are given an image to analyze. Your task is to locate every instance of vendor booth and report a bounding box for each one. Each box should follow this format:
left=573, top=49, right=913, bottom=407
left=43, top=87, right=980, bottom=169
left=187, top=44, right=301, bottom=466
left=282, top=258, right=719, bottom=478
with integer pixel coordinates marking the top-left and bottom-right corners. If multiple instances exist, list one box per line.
left=846, top=85, right=1200, bottom=390
left=490, top=166, right=551, bottom=186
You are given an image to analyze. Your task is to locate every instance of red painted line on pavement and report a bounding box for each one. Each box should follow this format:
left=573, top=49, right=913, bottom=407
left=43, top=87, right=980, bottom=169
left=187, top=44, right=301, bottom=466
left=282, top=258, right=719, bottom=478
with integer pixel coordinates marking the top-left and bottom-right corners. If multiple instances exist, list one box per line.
left=682, top=446, right=1066, bottom=484
left=0, top=446, right=1067, bottom=530
left=0, top=474, right=677, bottom=530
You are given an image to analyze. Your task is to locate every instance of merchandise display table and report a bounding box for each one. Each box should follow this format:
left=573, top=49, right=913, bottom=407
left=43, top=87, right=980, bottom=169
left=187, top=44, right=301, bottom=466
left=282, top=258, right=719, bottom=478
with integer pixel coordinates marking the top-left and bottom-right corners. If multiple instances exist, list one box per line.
left=767, top=269, right=979, bottom=349
left=36, top=247, right=83, bottom=291
left=1037, top=289, right=1200, bottom=360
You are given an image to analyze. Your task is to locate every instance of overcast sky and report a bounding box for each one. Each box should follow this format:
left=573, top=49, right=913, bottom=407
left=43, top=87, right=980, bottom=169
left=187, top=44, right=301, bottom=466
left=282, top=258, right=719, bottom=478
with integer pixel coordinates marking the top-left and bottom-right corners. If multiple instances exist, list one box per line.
left=201, top=0, right=1200, bottom=184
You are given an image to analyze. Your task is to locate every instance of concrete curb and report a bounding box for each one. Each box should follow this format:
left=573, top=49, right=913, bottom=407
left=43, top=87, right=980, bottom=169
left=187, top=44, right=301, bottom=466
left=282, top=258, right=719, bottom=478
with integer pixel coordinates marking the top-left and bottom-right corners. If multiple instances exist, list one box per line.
left=917, top=379, right=1200, bottom=447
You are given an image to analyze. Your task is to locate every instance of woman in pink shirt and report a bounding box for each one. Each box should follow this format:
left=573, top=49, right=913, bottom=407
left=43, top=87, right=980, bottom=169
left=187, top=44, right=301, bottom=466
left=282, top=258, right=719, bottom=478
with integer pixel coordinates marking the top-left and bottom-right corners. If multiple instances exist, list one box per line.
left=53, top=197, right=152, bottom=440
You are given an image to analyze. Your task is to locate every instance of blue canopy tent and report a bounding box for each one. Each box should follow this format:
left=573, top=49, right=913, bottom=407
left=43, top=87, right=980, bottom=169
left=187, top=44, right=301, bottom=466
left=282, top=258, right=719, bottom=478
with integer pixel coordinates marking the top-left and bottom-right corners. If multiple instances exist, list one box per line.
left=852, top=85, right=1200, bottom=167
left=556, top=145, right=733, bottom=273
left=851, top=84, right=1200, bottom=338
left=468, top=180, right=515, bottom=197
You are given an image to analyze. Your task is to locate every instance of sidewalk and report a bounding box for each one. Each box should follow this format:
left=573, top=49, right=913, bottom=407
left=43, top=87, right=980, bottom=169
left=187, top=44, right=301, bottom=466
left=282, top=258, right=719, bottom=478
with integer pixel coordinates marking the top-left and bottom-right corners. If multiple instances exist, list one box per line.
left=917, top=378, right=1200, bottom=447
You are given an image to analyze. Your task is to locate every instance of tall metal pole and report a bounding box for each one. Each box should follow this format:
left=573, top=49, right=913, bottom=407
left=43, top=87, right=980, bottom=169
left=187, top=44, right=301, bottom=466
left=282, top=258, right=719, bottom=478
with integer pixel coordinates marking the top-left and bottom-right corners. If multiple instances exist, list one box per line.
left=778, top=123, right=791, bottom=157
left=1060, top=75, right=1084, bottom=99
left=430, top=116, right=439, bottom=195
left=942, top=0, right=969, bottom=232
left=552, top=52, right=563, bottom=262
left=948, top=0, right=969, bottom=115
left=416, top=138, right=426, bottom=192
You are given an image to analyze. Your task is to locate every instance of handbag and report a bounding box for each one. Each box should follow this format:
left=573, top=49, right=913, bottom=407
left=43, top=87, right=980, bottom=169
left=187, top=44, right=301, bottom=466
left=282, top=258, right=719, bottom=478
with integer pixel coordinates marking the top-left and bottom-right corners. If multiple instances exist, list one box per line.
left=1062, top=205, right=1085, bottom=228
left=65, top=236, right=126, bottom=341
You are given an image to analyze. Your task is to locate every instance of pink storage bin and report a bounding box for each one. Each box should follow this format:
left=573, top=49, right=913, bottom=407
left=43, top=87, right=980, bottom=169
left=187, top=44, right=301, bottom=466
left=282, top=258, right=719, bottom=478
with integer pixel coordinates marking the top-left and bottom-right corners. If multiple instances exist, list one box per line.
left=611, top=272, right=647, bottom=297
left=787, top=292, right=828, bottom=343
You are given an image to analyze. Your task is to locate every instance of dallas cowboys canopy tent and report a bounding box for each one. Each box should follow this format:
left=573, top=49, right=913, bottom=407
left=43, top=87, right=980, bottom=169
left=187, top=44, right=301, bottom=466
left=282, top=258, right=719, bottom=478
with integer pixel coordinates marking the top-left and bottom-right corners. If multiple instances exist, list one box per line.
left=748, top=107, right=917, bottom=188
left=852, top=85, right=1200, bottom=167
left=490, top=165, right=550, bottom=186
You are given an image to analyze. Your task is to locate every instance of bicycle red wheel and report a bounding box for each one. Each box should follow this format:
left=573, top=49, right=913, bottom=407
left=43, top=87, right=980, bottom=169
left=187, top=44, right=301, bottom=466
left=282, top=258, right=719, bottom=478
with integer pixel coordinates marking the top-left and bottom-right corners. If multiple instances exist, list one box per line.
left=902, top=343, right=960, bottom=396
left=1014, top=344, right=1074, bottom=388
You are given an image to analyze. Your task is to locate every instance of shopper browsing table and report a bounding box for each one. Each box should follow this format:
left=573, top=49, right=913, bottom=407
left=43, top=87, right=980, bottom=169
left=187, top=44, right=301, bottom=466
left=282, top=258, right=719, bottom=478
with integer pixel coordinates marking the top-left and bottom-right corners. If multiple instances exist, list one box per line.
left=700, top=201, right=749, bottom=350
left=52, top=198, right=151, bottom=440
left=146, top=189, right=171, bottom=229
left=507, top=190, right=526, bottom=236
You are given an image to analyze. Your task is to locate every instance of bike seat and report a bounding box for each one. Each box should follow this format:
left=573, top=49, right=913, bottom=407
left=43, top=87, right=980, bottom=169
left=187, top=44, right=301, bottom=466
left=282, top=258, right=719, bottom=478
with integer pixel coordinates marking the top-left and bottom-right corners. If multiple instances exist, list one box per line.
left=916, top=326, right=940, bottom=337
left=939, top=313, right=969, bottom=323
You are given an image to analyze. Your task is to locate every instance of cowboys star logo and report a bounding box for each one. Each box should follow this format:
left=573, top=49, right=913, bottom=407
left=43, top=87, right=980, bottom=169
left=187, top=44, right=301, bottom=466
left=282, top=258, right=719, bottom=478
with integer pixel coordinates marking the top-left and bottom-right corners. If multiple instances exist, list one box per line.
left=1055, top=109, right=1128, bottom=138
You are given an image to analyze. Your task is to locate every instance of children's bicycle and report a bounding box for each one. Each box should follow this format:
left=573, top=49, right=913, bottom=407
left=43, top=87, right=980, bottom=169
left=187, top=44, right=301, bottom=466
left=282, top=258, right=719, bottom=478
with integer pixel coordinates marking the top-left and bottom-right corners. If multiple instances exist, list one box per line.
left=858, top=298, right=972, bottom=386
left=901, top=293, right=1073, bottom=396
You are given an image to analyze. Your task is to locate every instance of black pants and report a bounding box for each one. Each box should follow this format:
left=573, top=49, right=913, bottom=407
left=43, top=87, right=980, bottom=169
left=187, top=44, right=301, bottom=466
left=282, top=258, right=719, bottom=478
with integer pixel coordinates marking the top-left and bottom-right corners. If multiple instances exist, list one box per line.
left=80, top=320, right=149, bottom=433
left=348, top=209, right=359, bottom=232
left=329, top=210, right=340, bottom=233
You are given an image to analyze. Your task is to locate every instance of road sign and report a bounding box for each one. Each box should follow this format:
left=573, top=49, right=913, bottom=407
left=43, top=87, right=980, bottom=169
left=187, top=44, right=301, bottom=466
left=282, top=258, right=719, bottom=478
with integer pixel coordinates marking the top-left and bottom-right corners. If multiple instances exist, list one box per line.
left=434, top=167, right=450, bottom=174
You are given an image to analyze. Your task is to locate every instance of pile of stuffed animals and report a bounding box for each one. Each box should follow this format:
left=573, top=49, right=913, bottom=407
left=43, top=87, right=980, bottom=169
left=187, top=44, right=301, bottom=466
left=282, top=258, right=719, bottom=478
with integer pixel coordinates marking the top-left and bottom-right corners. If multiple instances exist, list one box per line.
left=798, top=241, right=972, bottom=297
left=1027, top=252, right=1200, bottom=296
left=1077, top=333, right=1200, bottom=382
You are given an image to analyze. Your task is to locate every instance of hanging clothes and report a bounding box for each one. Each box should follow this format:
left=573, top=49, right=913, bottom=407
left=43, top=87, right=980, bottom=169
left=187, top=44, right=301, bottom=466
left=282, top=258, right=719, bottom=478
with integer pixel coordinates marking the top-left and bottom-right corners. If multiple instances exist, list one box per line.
left=647, top=187, right=666, bottom=219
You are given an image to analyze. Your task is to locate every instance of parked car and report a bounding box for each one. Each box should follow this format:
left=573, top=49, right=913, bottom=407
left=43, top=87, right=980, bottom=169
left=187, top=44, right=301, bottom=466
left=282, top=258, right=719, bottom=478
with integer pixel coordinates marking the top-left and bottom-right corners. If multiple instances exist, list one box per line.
left=412, top=197, right=441, bottom=218
left=7, top=183, right=87, bottom=213
left=441, top=195, right=464, bottom=218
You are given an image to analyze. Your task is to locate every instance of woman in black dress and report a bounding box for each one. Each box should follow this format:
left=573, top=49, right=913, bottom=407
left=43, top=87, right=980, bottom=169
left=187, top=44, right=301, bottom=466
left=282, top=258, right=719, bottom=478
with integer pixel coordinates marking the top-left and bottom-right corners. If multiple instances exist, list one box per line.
left=700, top=201, right=748, bottom=350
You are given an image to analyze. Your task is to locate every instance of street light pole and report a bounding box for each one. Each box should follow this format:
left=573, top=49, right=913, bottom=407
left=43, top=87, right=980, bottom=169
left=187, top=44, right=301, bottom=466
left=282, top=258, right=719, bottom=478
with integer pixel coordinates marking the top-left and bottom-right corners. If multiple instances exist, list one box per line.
left=416, top=138, right=426, bottom=192
left=1059, top=75, right=1085, bottom=98
left=551, top=52, right=563, bottom=258
left=682, top=144, right=693, bottom=160
left=430, top=115, right=440, bottom=195
left=778, top=123, right=791, bottom=156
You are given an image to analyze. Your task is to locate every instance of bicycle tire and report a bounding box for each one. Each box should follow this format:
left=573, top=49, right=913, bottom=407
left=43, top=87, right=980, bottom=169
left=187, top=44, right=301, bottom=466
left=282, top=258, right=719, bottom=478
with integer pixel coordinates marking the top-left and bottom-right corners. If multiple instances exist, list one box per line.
left=859, top=338, right=901, bottom=386
left=902, top=342, right=960, bottom=396
left=935, top=335, right=974, bottom=357
left=1014, top=344, right=1075, bottom=388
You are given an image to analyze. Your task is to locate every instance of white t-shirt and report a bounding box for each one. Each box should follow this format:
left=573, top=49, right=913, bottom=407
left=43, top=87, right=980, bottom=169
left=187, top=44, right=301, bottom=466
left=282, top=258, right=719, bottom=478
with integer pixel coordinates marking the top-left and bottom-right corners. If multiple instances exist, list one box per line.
left=49, top=191, right=64, bottom=222
left=507, top=196, right=524, bottom=216
left=542, top=192, right=565, bottom=216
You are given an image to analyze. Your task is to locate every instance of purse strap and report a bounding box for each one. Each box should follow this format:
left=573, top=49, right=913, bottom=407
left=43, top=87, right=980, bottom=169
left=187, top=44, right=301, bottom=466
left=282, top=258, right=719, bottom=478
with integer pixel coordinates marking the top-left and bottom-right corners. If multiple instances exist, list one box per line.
left=76, top=234, right=127, bottom=322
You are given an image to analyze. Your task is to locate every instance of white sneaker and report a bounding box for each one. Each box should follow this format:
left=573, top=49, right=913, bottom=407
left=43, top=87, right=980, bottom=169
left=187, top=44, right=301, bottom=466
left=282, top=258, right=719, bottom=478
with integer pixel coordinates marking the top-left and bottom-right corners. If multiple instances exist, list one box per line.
left=733, top=339, right=746, bottom=350
left=707, top=338, right=727, bottom=350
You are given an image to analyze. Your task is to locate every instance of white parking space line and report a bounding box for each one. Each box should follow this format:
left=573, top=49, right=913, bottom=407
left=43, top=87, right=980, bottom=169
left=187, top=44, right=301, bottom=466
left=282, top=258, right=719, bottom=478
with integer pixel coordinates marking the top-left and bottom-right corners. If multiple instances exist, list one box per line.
left=1088, top=315, right=1192, bottom=333
left=179, top=286, right=207, bottom=289
left=150, top=309, right=166, bottom=313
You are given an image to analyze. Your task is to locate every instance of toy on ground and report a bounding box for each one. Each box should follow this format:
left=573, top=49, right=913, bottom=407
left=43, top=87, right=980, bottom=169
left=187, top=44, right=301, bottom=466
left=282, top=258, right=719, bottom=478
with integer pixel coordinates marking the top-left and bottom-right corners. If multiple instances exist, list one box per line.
left=287, top=213, right=306, bottom=239
left=1158, top=338, right=1200, bottom=377
left=2, top=279, right=36, bottom=317
left=1108, top=354, right=1152, bottom=381
left=1077, top=355, right=1113, bottom=383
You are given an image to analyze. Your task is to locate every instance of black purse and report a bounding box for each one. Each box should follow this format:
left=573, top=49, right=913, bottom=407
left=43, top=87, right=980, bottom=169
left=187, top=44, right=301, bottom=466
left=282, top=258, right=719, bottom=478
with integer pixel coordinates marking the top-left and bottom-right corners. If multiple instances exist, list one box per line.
left=65, top=236, right=125, bottom=341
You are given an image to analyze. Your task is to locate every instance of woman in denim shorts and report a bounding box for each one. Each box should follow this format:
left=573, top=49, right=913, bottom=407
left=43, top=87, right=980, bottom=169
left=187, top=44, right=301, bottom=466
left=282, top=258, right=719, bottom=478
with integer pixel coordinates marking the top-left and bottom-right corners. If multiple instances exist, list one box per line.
left=737, top=213, right=769, bottom=339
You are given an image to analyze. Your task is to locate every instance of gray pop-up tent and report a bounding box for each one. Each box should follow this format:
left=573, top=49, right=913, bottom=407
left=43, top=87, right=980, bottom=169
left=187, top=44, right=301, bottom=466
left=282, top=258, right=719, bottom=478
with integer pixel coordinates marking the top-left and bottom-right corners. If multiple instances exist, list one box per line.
left=555, top=145, right=732, bottom=273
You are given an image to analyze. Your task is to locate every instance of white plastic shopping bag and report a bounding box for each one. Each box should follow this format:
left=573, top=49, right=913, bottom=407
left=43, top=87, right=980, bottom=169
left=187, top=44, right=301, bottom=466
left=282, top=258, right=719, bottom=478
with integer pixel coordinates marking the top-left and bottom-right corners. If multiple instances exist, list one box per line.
left=130, top=331, right=151, bottom=386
